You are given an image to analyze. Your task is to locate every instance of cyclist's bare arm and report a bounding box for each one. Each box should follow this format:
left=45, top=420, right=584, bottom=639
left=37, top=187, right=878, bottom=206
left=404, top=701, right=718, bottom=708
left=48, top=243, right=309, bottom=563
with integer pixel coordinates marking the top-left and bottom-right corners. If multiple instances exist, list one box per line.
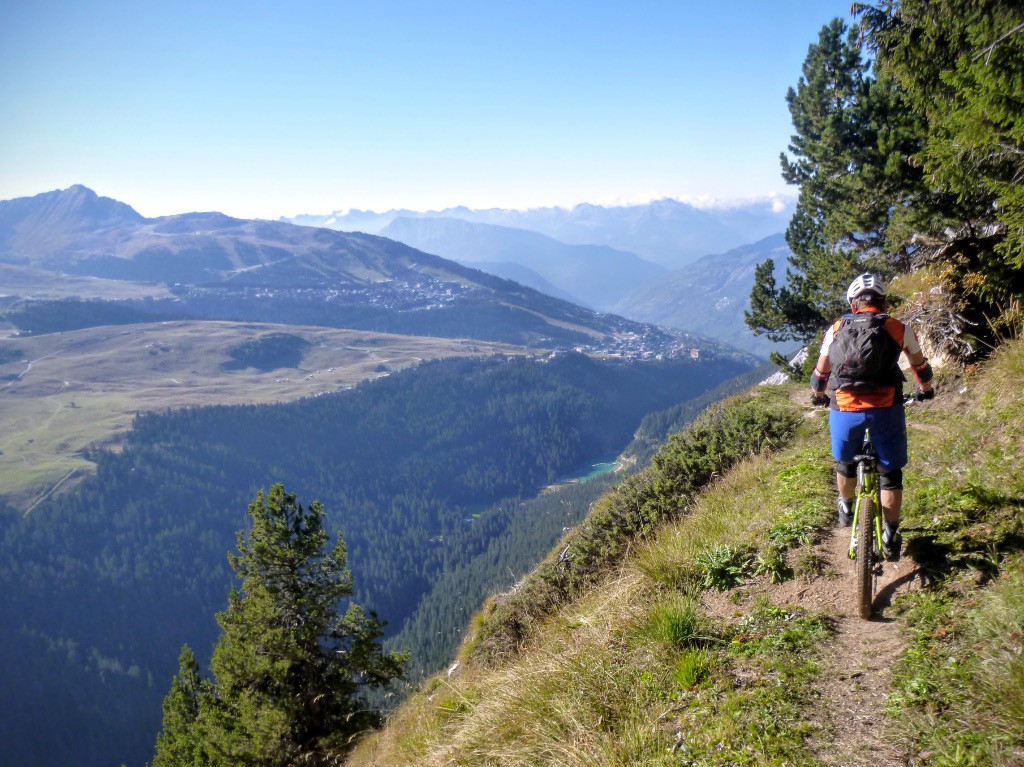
left=814, top=353, right=831, bottom=376
left=810, top=353, right=831, bottom=396
left=902, top=334, right=934, bottom=393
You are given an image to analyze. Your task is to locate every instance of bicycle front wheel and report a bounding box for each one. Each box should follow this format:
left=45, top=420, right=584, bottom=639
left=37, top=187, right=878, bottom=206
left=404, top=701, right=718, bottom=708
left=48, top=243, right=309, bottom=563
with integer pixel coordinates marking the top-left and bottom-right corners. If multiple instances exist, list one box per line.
left=855, top=495, right=875, bottom=619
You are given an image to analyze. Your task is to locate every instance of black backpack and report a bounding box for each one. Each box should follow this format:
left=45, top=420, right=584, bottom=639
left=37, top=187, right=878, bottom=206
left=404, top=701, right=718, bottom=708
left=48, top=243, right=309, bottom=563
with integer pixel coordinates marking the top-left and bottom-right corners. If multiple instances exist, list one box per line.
left=829, top=313, right=904, bottom=390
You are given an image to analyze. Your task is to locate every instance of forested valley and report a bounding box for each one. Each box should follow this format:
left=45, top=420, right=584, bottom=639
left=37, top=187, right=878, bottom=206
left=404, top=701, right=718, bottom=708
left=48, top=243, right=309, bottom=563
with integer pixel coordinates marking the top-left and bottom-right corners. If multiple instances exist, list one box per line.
left=0, top=350, right=751, bottom=767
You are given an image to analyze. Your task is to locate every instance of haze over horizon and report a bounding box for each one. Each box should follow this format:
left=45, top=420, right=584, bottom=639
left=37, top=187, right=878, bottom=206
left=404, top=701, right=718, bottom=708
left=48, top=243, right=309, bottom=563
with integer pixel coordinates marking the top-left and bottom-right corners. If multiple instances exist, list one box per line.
left=2, top=1, right=853, bottom=220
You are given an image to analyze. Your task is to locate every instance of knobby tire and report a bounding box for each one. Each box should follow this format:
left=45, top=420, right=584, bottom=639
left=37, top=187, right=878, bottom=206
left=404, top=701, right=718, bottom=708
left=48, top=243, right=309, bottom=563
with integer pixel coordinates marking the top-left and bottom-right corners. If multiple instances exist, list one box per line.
left=856, top=496, right=875, bottom=619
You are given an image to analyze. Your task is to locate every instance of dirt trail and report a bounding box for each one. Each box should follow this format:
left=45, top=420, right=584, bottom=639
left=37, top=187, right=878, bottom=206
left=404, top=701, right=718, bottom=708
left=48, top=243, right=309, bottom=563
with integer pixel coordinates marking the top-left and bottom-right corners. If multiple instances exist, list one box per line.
left=700, top=521, right=924, bottom=765
left=800, top=530, right=922, bottom=766
left=772, top=391, right=924, bottom=763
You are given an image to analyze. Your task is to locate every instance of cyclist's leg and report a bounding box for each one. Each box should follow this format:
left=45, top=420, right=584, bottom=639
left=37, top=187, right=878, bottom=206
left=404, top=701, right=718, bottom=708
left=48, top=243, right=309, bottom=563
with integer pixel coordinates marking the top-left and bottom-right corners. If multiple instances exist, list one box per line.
left=878, top=471, right=903, bottom=525
left=867, top=404, right=908, bottom=558
left=878, top=470, right=904, bottom=559
left=836, top=461, right=856, bottom=523
left=829, top=409, right=867, bottom=521
left=865, top=404, right=908, bottom=524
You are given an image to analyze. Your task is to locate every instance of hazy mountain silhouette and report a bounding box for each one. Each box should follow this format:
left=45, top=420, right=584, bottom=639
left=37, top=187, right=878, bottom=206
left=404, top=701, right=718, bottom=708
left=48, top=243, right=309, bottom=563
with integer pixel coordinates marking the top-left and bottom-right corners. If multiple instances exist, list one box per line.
left=451, top=260, right=580, bottom=304
left=380, top=216, right=666, bottom=310
left=0, top=186, right=472, bottom=286
left=284, top=197, right=793, bottom=268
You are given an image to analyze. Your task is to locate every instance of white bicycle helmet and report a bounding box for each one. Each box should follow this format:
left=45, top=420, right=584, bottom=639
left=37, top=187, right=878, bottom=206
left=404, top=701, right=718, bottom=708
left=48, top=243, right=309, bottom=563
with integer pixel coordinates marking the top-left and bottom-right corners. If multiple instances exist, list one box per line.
left=846, top=272, right=888, bottom=302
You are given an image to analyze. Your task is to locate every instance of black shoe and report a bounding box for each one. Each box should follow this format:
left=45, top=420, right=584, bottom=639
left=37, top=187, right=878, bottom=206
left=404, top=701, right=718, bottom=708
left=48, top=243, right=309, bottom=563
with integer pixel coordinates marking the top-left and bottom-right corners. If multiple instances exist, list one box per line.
left=837, top=498, right=854, bottom=527
left=882, top=527, right=902, bottom=561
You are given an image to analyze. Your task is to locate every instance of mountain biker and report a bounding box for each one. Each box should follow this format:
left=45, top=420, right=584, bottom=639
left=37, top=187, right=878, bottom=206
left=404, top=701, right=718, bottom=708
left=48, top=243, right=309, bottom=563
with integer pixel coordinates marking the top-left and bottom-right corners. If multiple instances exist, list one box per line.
left=809, top=273, right=934, bottom=560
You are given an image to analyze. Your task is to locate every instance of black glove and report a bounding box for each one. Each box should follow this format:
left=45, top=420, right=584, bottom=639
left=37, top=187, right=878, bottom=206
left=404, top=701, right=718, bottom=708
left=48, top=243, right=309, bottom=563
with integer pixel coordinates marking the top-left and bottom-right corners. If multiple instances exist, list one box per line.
left=914, top=388, right=935, bottom=401
left=810, top=393, right=830, bottom=407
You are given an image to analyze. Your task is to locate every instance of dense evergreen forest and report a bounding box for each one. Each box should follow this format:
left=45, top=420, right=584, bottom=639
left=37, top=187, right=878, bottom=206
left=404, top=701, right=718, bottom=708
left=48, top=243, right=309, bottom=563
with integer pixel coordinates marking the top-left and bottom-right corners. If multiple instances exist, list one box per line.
left=0, top=351, right=750, bottom=767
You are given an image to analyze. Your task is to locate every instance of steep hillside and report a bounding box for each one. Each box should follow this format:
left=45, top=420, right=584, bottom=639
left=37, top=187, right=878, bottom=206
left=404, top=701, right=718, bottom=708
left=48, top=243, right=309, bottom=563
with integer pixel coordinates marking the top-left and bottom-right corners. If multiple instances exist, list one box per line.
left=0, top=350, right=754, bottom=767
left=614, top=234, right=792, bottom=357
left=347, top=339, right=1024, bottom=767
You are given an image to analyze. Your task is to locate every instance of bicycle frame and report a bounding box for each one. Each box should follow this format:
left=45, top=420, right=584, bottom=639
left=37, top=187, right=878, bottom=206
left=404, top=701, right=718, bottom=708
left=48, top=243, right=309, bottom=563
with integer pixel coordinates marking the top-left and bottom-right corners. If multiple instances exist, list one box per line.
left=848, top=430, right=886, bottom=618
left=849, top=433, right=883, bottom=562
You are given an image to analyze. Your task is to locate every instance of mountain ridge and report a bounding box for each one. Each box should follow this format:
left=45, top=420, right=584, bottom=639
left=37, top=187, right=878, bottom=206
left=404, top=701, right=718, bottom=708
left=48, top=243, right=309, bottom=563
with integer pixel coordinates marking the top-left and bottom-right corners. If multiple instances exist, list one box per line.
left=282, top=196, right=794, bottom=268
left=0, top=186, right=719, bottom=354
left=613, top=233, right=792, bottom=356
left=379, top=215, right=667, bottom=311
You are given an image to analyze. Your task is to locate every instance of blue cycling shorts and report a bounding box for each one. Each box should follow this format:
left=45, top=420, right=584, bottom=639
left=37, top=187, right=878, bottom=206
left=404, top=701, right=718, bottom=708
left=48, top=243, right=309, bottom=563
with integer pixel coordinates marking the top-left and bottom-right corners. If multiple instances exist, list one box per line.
left=828, top=404, right=908, bottom=471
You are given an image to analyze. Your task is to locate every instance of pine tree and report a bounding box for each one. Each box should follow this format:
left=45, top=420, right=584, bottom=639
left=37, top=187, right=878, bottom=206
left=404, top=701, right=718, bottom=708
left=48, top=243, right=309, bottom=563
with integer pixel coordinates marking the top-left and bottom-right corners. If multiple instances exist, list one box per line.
left=151, top=484, right=406, bottom=767
left=857, top=0, right=1024, bottom=273
left=747, top=17, right=947, bottom=342
left=152, top=646, right=209, bottom=767
left=751, top=6, right=1024, bottom=348
left=746, top=19, right=883, bottom=341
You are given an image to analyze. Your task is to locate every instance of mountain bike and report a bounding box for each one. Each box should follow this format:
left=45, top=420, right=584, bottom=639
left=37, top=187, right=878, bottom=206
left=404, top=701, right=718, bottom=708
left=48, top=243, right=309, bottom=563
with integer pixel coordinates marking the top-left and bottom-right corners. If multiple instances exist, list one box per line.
left=849, top=430, right=884, bottom=619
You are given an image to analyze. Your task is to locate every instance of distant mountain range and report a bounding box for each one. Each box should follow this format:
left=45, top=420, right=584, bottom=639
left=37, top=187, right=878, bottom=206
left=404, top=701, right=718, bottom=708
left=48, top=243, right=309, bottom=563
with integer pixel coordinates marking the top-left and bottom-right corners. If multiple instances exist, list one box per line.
left=284, top=197, right=794, bottom=269
left=333, top=211, right=794, bottom=356
left=0, top=186, right=730, bottom=357
left=379, top=216, right=667, bottom=311
left=281, top=197, right=796, bottom=357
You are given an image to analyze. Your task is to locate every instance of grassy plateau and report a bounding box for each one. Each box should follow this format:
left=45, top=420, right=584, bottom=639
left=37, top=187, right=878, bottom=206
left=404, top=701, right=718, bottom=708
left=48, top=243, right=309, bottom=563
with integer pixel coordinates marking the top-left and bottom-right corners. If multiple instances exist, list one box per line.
left=0, top=320, right=524, bottom=512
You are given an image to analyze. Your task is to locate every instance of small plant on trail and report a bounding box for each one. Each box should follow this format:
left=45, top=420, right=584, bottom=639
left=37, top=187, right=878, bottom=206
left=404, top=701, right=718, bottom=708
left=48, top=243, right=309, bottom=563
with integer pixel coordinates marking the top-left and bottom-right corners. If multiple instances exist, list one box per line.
left=696, top=544, right=754, bottom=591
left=767, top=516, right=817, bottom=548
left=794, top=549, right=827, bottom=580
left=755, top=543, right=793, bottom=584
left=728, top=599, right=831, bottom=658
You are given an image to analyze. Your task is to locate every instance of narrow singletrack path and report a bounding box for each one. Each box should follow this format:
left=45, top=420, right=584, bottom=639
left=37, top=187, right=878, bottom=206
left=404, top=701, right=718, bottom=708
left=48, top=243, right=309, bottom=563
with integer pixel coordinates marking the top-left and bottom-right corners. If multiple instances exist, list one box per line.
left=770, top=391, right=923, bottom=763
left=803, top=530, right=923, bottom=767
left=698, top=524, right=922, bottom=765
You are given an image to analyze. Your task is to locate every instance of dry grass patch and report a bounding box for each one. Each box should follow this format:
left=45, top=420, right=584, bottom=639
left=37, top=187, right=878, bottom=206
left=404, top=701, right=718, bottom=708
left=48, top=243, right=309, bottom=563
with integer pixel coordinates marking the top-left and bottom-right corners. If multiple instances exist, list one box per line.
left=352, top=572, right=673, bottom=767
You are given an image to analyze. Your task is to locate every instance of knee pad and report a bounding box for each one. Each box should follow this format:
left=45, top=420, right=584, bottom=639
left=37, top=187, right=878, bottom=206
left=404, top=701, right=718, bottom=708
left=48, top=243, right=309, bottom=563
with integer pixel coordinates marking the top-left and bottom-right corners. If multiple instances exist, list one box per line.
left=879, top=469, right=903, bottom=491
left=836, top=461, right=857, bottom=479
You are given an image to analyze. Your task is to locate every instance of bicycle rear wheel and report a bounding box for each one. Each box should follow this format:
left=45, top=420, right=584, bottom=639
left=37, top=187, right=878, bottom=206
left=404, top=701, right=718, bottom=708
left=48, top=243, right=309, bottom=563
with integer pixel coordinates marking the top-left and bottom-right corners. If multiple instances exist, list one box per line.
left=855, top=496, right=875, bottom=619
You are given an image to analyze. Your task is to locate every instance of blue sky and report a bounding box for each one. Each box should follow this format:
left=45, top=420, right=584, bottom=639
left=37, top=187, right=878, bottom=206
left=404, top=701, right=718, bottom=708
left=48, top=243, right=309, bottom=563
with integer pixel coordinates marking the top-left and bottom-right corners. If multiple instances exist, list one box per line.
left=1, top=1, right=856, bottom=219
